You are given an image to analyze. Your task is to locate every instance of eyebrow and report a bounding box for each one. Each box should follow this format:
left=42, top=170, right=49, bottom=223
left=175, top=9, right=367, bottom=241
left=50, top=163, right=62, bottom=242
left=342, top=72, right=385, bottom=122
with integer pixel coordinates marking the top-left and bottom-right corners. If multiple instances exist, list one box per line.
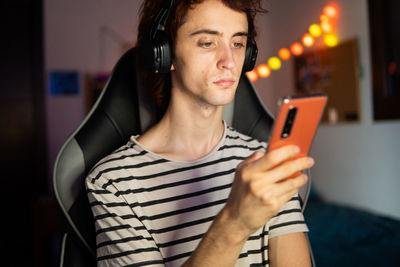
left=189, top=29, right=248, bottom=37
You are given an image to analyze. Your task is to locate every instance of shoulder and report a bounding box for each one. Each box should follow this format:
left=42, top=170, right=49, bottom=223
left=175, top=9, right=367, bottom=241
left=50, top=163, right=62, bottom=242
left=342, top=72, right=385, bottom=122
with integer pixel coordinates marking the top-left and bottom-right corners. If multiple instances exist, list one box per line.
left=85, top=137, right=156, bottom=187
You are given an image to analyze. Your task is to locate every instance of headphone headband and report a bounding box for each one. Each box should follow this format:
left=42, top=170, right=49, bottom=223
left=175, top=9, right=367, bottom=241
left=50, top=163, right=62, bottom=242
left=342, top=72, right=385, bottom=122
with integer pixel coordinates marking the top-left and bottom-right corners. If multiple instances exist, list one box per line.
left=149, top=0, right=175, bottom=39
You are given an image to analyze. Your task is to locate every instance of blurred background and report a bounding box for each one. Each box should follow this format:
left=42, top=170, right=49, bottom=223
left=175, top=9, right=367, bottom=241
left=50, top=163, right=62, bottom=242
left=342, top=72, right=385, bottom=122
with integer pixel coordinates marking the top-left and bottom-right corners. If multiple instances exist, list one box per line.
left=1, top=0, right=399, bottom=266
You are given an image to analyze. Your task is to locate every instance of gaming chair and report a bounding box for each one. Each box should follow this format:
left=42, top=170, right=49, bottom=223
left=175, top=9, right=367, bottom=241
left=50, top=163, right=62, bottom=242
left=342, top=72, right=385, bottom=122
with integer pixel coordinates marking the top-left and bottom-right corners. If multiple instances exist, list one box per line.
left=53, top=46, right=314, bottom=266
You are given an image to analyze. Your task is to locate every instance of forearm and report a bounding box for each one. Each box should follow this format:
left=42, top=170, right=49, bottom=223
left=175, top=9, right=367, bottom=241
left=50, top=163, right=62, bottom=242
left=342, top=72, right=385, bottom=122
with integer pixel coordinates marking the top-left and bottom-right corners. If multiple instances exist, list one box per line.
left=268, top=233, right=311, bottom=267
left=182, top=207, right=249, bottom=267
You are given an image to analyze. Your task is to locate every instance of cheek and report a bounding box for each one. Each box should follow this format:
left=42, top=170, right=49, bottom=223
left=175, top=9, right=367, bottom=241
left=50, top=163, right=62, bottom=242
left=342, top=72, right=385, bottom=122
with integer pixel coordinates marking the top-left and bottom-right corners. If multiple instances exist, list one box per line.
left=234, top=50, right=246, bottom=66
left=179, top=53, right=214, bottom=78
left=187, top=52, right=214, bottom=68
left=182, top=65, right=208, bottom=88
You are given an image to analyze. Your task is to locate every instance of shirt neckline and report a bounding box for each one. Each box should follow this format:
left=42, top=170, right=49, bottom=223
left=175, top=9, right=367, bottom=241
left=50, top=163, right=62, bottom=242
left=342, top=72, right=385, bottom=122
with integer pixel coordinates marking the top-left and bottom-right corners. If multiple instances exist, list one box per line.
left=131, top=121, right=229, bottom=166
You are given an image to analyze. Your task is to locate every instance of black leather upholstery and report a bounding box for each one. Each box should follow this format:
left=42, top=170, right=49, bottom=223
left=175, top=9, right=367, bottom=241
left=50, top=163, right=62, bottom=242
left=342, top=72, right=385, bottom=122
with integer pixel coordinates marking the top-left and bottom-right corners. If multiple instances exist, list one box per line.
left=53, top=47, right=313, bottom=266
left=54, top=48, right=144, bottom=266
left=232, top=74, right=273, bottom=141
left=77, top=48, right=142, bottom=170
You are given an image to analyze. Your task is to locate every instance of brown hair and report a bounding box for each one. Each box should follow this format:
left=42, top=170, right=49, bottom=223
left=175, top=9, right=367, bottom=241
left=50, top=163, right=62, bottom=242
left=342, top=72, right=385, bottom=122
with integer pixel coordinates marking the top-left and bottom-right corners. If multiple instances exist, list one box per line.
left=136, top=0, right=266, bottom=116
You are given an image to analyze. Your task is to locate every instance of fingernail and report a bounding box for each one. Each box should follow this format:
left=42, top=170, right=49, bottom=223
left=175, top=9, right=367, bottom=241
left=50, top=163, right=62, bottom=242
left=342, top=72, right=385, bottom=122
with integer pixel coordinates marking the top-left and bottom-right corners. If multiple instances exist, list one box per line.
left=293, top=146, right=300, bottom=154
left=302, top=174, right=308, bottom=182
left=307, top=157, right=314, bottom=166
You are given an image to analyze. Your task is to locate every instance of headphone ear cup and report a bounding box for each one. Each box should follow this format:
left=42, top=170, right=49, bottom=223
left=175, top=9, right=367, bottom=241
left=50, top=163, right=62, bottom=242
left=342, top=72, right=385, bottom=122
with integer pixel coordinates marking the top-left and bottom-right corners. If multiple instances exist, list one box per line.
left=242, top=42, right=258, bottom=73
left=139, top=34, right=172, bottom=73
left=154, top=34, right=172, bottom=73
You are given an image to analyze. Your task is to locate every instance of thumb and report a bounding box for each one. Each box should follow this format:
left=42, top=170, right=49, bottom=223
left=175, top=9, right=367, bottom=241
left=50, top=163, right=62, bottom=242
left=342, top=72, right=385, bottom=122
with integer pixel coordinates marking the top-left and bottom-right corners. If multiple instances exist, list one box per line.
left=238, top=150, right=265, bottom=169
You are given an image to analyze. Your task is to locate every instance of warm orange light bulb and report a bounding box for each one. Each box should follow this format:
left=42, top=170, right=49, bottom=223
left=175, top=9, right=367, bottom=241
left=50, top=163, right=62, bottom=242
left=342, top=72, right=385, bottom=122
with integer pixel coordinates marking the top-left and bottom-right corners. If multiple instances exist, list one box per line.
left=278, top=48, right=291, bottom=60
left=246, top=69, right=258, bottom=82
left=302, top=33, right=315, bottom=47
left=290, top=42, right=304, bottom=56
left=256, top=64, right=271, bottom=78
left=323, top=5, right=338, bottom=19
left=320, top=14, right=329, bottom=22
left=320, top=20, right=333, bottom=33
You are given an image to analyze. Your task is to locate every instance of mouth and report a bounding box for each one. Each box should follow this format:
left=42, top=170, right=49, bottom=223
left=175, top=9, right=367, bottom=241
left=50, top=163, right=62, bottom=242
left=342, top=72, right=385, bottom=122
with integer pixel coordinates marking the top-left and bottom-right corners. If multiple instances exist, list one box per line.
left=213, top=78, right=235, bottom=88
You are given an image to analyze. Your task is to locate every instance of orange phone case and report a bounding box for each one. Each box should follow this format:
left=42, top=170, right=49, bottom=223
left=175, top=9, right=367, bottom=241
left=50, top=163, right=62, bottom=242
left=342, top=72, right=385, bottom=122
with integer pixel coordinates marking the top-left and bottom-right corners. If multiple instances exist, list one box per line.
left=267, top=94, right=327, bottom=177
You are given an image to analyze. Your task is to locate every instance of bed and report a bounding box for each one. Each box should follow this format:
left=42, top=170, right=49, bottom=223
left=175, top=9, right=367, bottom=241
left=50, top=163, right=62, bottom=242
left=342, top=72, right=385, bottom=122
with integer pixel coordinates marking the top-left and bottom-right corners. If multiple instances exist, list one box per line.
left=304, top=189, right=400, bottom=266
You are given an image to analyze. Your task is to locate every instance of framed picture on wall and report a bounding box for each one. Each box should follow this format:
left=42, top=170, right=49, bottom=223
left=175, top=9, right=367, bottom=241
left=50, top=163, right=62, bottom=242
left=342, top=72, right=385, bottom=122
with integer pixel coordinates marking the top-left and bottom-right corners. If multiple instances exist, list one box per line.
left=368, top=0, right=400, bottom=120
left=293, top=39, right=361, bottom=124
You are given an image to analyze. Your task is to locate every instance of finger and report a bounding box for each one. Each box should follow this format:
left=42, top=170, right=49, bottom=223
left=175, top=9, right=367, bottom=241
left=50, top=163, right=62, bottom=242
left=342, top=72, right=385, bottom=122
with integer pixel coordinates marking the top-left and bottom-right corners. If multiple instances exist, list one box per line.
left=247, top=145, right=300, bottom=172
left=238, top=151, right=265, bottom=169
left=257, top=174, right=307, bottom=202
left=266, top=156, right=314, bottom=183
left=277, top=188, right=301, bottom=210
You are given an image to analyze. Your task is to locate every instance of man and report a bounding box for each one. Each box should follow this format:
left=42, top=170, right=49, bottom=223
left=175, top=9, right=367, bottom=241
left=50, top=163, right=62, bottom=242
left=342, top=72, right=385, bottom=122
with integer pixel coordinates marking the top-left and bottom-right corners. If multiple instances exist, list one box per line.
left=86, top=0, right=314, bottom=266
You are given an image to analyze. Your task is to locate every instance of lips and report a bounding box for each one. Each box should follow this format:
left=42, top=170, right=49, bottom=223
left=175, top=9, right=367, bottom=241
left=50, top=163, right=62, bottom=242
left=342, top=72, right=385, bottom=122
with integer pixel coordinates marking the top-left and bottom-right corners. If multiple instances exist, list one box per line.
left=213, top=78, right=235, bottom=88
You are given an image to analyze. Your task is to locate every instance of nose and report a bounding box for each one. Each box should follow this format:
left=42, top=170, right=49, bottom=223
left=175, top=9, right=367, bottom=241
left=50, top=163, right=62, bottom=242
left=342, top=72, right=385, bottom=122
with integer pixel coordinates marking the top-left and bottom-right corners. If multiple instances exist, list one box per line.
left=216, top=43, right=236, bottom=70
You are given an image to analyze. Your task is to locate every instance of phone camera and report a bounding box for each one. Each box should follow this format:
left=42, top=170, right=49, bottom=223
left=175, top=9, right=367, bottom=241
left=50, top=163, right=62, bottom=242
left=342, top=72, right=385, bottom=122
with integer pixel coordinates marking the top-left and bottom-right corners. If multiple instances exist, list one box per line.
left=281, top=107, right=297, bottom=139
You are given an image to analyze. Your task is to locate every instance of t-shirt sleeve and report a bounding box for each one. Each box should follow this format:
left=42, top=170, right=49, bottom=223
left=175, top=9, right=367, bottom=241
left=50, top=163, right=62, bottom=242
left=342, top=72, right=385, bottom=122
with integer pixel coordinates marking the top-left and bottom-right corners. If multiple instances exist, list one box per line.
left=86, top=174, right=165, bottom=266
left=267, top=193, right=309, bottom=239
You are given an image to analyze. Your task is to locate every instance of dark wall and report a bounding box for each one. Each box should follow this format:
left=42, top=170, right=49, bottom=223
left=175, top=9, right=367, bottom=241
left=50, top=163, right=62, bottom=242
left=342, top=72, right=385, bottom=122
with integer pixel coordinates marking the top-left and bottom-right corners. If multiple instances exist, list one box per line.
left=0, top=1, right=49, bottom=266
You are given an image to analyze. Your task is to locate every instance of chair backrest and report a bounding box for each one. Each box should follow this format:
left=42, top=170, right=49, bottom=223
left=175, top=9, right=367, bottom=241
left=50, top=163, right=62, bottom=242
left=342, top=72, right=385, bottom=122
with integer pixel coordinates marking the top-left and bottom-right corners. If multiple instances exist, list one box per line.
left=53, top=47, right=312, bottom=265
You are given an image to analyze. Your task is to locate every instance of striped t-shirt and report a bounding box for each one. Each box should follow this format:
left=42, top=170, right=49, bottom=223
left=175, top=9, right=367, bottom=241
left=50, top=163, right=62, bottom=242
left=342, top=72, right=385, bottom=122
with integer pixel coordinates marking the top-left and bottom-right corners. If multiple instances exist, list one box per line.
left=86, top=123, right=308, bottom=266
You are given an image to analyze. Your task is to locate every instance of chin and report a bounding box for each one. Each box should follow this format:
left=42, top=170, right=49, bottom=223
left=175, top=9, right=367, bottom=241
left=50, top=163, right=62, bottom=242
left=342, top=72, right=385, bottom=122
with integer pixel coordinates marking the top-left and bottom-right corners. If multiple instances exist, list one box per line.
left=213, top=94, right=236, bottom=107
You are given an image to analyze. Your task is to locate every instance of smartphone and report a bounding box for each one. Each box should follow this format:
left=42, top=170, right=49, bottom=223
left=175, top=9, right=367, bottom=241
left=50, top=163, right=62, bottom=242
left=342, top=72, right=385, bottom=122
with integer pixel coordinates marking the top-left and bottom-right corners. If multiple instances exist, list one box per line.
left=267, top=94, right=328, bottom=177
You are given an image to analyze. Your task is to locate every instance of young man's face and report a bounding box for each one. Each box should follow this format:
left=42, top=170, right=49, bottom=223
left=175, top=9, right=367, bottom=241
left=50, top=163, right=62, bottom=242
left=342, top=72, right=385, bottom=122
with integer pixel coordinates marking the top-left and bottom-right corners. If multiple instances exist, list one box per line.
left=171, top=0, right=248, bottom=108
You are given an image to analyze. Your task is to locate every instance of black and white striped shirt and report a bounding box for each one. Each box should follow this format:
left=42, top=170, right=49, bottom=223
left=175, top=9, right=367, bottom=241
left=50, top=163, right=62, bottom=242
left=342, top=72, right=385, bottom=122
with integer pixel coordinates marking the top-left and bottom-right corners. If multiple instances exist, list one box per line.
left=86, top=123, right=308, bottom=266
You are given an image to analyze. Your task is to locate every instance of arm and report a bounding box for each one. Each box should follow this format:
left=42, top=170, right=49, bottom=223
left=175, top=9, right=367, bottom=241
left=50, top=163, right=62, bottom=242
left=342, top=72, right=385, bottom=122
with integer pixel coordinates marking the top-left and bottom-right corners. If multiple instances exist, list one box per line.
left=269, top=232, right=311, bottom=267
left=183, top=145, right=314, bottom=266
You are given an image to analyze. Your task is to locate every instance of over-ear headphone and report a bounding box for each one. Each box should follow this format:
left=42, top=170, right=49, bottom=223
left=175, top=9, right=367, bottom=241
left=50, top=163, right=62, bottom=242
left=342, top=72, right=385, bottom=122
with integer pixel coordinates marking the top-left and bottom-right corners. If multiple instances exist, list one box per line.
left=243, top=41, right=258, bottom=73
left=139, top=0, right=258, bottom=74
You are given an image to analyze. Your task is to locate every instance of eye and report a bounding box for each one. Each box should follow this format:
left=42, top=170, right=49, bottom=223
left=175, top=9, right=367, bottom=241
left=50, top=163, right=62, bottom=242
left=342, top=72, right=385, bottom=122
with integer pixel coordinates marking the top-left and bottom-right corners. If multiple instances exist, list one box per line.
left=233, top=42, right=245, bottom=48
left=199, top=41, right=214, bottom=48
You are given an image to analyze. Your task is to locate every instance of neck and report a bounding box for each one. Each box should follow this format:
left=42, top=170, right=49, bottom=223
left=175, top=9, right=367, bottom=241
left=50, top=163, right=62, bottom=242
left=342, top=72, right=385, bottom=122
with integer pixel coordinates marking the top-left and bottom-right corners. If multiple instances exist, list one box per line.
left=158, top=94, right=225, bottom=160
left=139, top=88, right=226, bottom=161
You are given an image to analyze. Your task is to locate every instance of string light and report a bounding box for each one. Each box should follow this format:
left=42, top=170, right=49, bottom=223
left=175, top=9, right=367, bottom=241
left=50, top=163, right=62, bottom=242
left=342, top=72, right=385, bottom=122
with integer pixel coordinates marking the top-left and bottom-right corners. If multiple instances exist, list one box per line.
left=246, top=69, right=258, bottom=82
left=309, top=24, right=322, bottom=37
left=256, top=64, right=271, bottom=78
left=324, top=34, right=339, bottom=47
left=248, top=3, right=340, bottom=81
left=278, top=48, right=291, bottom=60
left=290, top=42, right=304, bottom=56
left=320, top=14, right=329, bottom=23
left=268, top=57, right=282, bottom=70
left=302, top=33, right=315, bottom=47
left=323, top=5, right=338, bottom=18
left=320, top=20, right=333, bottom=33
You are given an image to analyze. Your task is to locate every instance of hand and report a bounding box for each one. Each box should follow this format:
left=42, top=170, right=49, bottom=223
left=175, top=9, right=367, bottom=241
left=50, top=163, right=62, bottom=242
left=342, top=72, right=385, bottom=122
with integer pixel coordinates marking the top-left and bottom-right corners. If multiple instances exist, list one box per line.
left=223, top=145, right=314, bottom=240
